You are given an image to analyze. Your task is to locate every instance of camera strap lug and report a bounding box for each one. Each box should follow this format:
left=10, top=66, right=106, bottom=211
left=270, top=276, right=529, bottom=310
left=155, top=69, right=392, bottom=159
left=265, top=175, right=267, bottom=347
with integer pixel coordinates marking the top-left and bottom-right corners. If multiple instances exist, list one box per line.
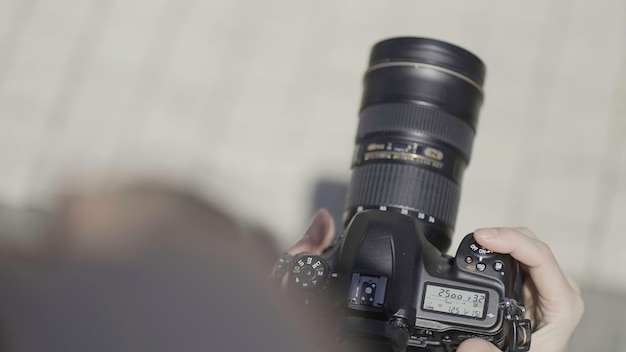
left=500, top=298, right=531, bottom=352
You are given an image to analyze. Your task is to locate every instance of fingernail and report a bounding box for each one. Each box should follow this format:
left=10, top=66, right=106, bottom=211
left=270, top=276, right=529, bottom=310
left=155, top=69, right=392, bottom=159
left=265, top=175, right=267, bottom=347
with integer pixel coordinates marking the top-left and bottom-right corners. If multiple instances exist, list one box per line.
left=475, top=228, right=497, bottom=240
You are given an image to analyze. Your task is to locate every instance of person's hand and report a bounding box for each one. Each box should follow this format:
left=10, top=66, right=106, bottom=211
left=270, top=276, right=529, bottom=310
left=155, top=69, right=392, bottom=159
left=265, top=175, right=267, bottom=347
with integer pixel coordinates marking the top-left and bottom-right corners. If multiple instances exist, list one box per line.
left=286, top=214, right=584, bottom=352
left=286, top=208, right=336, bottom=256
left=458, top=227, right=584, bottom=352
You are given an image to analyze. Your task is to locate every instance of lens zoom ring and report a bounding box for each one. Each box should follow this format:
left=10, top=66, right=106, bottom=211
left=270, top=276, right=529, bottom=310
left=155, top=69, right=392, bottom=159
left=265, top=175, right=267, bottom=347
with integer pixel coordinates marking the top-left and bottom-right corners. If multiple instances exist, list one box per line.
left=358, top=103, right=475, bottom=161
left=346, top=163, right=460, bottom=227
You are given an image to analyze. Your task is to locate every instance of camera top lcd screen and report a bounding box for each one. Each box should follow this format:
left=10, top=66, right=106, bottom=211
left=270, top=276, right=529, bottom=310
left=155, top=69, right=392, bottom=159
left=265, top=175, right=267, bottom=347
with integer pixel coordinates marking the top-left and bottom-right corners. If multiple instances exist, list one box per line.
left=422, top=284, right=487, bottom=319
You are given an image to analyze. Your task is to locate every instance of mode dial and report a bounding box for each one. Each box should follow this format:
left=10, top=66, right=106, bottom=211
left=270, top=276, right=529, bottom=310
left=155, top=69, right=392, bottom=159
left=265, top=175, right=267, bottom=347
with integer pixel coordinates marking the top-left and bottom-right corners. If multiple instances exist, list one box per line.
left=290, top=254, right=329, bottom=291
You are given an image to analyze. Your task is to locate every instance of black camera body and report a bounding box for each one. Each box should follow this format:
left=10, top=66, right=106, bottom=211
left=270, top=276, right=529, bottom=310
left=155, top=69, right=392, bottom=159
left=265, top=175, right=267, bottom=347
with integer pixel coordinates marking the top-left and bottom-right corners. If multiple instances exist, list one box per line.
left=277, top=209, right=530, bottom=351
left=275, top=37, right=531, bottom=351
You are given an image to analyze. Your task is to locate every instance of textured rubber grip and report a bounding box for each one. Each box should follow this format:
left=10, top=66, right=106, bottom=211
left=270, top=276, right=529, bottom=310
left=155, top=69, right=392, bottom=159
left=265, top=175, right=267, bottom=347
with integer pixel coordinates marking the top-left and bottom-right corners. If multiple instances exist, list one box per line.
left=345, top=163, right=461, bottom=227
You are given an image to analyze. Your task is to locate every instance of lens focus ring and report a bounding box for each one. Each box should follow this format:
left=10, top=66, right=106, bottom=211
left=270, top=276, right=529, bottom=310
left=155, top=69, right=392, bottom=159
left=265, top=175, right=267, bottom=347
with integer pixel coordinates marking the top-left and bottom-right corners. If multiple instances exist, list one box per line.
left=346, top=163, right=461, bottom=227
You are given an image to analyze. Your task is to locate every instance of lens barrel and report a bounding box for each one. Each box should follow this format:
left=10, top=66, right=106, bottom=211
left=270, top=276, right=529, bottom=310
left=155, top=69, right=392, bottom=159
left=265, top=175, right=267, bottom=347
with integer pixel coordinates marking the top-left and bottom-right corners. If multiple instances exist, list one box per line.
left=345, top=37, right=486, bottom=252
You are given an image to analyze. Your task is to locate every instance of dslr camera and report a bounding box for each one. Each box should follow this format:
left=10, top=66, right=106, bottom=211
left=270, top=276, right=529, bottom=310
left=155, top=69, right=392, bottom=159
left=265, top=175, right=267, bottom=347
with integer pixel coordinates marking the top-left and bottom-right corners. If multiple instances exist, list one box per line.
left=275, top=38, right=531, bottom=352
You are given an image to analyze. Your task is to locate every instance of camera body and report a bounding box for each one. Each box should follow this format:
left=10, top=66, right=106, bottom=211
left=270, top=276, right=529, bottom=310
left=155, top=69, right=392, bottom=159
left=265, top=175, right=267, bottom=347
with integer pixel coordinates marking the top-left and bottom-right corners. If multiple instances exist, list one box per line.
left=277, top=209, right=530, bottom=351
left=275, top=37, right=531, bottom=351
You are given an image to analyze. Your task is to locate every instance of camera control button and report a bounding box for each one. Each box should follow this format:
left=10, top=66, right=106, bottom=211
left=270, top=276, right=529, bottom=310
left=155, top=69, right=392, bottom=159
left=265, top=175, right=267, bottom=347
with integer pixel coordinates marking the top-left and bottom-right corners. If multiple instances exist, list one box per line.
left=493, top=260, right=505, bottom=272
left=476, top=263, right=487, bottom=272
left=469, top=242, right=494, bottom=256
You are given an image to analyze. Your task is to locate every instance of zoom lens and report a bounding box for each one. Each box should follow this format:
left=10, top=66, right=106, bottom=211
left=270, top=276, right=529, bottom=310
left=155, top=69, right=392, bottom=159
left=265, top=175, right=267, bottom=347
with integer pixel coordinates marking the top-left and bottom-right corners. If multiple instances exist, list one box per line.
left=344, top=37, right=486, bottom=252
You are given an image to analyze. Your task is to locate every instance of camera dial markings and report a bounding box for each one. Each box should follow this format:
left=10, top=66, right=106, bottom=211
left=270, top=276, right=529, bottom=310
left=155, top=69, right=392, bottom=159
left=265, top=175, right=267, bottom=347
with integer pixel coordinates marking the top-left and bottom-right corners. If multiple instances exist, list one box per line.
left=290, top=254, right=329, bottom=291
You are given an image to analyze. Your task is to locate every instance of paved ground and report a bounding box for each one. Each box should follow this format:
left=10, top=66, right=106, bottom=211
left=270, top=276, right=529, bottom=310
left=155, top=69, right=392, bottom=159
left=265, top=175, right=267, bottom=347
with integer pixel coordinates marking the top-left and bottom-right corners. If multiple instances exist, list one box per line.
left=1, top=0, right=625, bottom=349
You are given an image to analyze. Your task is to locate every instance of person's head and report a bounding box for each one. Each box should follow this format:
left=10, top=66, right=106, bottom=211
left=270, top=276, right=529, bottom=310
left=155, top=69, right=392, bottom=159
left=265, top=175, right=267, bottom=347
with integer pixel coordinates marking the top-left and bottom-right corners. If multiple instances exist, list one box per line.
left=0, top=182, right=316, bottom=352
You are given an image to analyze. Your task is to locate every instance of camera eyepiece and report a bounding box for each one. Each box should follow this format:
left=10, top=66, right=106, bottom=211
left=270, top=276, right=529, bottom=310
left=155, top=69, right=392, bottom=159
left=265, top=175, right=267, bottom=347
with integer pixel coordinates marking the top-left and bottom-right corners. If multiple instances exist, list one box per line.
left=345, top=37, right=486, bottom=252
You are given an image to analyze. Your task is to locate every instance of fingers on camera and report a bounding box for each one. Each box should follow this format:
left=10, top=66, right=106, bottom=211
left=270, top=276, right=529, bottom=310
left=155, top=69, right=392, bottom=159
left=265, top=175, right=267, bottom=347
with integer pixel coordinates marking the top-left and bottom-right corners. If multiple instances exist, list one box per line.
left=287, top=208, right=335, bottom=255
left=475, top=227, right=580, bottom=306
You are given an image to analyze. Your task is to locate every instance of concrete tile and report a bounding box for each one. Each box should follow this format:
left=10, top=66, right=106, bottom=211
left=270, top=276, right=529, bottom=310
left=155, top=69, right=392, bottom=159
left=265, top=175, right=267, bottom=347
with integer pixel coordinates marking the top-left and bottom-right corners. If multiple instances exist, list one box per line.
left=587, top=129, right=626, bottom=291
left=0, top=0, right=91, bottom=98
